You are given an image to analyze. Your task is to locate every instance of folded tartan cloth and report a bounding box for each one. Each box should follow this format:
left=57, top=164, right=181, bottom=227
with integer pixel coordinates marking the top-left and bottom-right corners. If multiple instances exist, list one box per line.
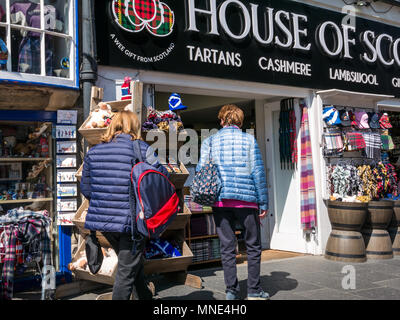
left=381, top=134, right=395, bottom=150
left=363, top=132, right=381, bottom=159
left=324, top=132, right=343, bottom=151
left=346, top=132, right=366, bottom=150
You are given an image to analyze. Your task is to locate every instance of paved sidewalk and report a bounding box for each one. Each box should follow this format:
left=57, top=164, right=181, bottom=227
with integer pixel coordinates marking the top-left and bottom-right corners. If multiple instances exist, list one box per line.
left=66, top=255, right=400, bottom=300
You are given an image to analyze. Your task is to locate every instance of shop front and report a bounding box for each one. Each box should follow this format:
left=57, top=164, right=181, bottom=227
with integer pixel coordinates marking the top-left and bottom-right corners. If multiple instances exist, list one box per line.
left=93, top=0, right=400, bottom=262
left=0, top=0, right=80, bottom=298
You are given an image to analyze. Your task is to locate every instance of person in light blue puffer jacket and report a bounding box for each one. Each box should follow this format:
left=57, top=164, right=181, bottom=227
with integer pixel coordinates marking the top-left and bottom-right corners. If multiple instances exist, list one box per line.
left=196, top=104, right=269, bottom=300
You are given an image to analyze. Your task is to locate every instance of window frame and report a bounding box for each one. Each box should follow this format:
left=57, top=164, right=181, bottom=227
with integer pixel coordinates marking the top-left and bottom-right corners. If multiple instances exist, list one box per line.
left=0, top=0, right=79, bottom=89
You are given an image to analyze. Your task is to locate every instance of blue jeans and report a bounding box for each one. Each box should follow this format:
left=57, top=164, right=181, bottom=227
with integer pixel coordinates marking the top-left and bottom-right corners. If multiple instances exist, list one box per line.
left=213, top=207, right=262, bottom=295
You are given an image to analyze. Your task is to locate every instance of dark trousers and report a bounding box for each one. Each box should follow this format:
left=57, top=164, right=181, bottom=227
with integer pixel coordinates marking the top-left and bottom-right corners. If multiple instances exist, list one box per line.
left=213, top=207, right=262, bottom=295
left=102, top=232, right=152, bottom=300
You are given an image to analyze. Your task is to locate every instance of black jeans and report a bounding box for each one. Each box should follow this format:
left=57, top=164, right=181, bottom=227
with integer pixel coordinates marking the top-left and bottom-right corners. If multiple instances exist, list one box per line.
left=213, top=207, right=262, bottom=295
left=102, top=232, right=152, bottom=300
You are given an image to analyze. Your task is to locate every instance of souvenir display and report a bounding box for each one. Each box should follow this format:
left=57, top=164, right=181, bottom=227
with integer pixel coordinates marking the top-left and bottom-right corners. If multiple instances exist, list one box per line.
left=84, top=102, right=115, bottom=129
left=68, top=247, right=117, bottom=276
left=324, top=106, right=400, bottom=203
left=56, top=141, right=76, bottom=154
left=56, top=155, right=76, bottom=168
left=55, top=126, right=76, bottom=139
left=142, top=106, right=185, bottom=133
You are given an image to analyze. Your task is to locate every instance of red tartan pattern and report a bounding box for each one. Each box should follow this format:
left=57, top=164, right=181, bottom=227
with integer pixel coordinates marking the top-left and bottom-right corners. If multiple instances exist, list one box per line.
left=134, top=0, right=157, bottom=22
left=113, top=0, right=174, bottom=36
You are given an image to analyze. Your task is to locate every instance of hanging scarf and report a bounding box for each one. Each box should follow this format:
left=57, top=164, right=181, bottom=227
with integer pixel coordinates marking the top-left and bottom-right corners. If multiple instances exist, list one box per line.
left=299, top=101, right=317, bottom=231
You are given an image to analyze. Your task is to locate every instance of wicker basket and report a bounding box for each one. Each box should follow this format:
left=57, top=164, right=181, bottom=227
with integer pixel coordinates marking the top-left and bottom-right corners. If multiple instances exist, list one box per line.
left=144, top=241, right=193, bottom=275
left=72, top=199, right=110, bottom=247
left=75, top=164, right=83, bottom=182
left=167, top=204, right=192, bottom=231
left=79, top=100, right=132, bottom=146
left=70, top=241, right=117, bottom=285
left=168, top=162, right=189, bottom=190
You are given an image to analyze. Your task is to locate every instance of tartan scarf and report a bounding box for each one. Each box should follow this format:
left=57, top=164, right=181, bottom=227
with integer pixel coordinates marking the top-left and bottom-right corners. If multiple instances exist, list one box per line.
left=1, top=216, right=51, bottom=300
left=346, top=132, right=366, bottom=150
left=363, top=133, right=381, bottom=160
left=300, top=102, right=317, bottom=231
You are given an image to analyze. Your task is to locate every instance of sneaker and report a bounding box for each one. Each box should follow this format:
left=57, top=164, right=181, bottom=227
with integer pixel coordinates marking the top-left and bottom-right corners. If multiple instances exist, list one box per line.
left=226, top=291, right=239, bottom=300
left=247, top=291, right=270, bottom=300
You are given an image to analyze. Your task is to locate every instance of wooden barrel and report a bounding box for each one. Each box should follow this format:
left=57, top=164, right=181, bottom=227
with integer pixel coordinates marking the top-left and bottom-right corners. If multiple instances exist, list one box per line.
left=389, top=211, right=398, bottom=229
left=389, top=227, right=400, bottom=255
left=325, top=230, right=366, bottom=263
left=366, top=201, right=394, bottom=229
left=327, top=201, right=367, bottom=231
left=362, top=229, right=393, bottom=259
left=393, top=200, right=400, bottom=226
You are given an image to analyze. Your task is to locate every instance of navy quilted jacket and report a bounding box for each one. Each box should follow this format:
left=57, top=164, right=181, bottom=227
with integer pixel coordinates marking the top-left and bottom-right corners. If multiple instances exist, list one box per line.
left=80, top=134, right=168, bottom=234
left=196, top=126, right=268, bottom=210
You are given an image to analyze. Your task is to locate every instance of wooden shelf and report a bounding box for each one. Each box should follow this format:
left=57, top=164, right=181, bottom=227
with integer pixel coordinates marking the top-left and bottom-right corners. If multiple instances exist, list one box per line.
left=188, top=231, right=241, bottom=241
left=190, top=209, right=213, bottom=215
left=0, top=198, right=53, bottom=204
left=0, top=158, right=52, bottom=162
left=190, top=254, right=243, bottom=266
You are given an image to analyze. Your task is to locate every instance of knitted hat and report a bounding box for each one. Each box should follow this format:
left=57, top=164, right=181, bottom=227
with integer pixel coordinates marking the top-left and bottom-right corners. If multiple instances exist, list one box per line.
left=348, top=111, right=357, bottom=126
left=339, top=110, right=351, bottom=127
left=355, top=111, right=370, bottom=129
left=121, top=76, right=132, bottom=101
left=322, top=106, right=341, bottom=125
left=380, top=113, right=392, bottom=129
left=369, top=113, right=381, bottom=129
left=168, top=93, right=188, bottom=111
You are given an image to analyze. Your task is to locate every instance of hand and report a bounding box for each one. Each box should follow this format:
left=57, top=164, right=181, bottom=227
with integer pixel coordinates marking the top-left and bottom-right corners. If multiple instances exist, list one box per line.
left=259, top=210, right=268, bottom=219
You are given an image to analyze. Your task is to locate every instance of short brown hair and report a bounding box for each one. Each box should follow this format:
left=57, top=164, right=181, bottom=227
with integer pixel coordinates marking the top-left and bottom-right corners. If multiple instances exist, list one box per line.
left=101, top=110, right=141, bottom=143
left=218, top=104, right=244, bottom=128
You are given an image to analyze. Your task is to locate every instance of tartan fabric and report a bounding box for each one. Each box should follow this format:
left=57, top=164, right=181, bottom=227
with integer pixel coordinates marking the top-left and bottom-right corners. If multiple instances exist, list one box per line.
left=363, top=133, right=382, bottom=159
left=289, top=108, right=298, bottom=166
left=300, top=103, right=317, bottom=231
left=324, top=132, right=343, bottom=151
left=381, top=134, right=395, bottom=150
left=1, top=216, right=51, bottom=300
left=346, top=132, right=366, bottom=150
left=18, top=36, right=53, bottom=76
left=134, top=0, right=157, bottom=21
left=113, top=0, right=143, bottom=32
left=147, top=2, right=174, bottom=36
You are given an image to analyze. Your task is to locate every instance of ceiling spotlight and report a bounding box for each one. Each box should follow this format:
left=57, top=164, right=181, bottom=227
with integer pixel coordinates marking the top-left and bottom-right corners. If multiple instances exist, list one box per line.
left=353, top=0, right=371, bottom=6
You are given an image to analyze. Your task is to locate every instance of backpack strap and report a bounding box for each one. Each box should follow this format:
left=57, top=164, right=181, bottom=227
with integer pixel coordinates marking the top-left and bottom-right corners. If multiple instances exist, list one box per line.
left=129, top=139, right=143, bottom=254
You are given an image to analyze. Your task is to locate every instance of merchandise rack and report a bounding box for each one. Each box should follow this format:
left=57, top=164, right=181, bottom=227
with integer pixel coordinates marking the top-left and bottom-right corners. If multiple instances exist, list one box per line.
left=70, top=82, right=202, bottom=293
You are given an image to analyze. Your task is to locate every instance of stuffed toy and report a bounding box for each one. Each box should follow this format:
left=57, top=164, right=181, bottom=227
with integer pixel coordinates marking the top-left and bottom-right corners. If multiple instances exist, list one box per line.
left=99, top=248, right=118, bottom=275
left=68, top=256, right=88, bottom=271
left=28, top=123, right=49, bottom=140
left=85, top=102, right=114, bottom=129
left=14, top=143, right=36, bottom=156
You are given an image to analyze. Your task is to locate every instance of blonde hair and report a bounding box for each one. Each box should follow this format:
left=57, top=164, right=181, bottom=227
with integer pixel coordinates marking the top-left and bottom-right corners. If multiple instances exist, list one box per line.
left=218, top=104, right=244, bottom=128
left=101, top=110, right=141, bottom=143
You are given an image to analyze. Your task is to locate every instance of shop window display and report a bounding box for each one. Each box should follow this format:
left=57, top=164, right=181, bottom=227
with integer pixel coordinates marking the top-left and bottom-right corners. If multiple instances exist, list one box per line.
left=0, top=27, right=7, bottom=70
left=0, top=0, right=74, bottom=79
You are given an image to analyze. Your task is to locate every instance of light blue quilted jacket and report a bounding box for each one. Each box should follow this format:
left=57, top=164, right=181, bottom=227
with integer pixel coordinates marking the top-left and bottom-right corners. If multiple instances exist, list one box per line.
left=196, top=126, right=268, bottom=210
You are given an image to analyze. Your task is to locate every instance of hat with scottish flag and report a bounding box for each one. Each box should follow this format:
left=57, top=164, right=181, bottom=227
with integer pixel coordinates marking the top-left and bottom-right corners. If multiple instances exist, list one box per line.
left=168, top=93, right=188, bottom=111
left=322, top=105, right=341, bottom=126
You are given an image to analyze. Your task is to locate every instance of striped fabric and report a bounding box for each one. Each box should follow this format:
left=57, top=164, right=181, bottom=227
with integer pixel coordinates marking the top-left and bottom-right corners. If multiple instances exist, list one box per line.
left=300, top=102, right=317, bottom=231
left=324, top=132, right=343, bottom=151
left=363, top=133, right=382, bottom=159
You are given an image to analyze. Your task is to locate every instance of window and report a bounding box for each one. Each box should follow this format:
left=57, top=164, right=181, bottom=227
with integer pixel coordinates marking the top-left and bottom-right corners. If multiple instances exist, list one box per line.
left=0, top=0, right=77, bottom=88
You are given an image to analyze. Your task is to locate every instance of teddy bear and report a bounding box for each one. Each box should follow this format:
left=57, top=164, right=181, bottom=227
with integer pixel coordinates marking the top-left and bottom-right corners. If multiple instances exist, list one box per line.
left=85, top=102, right=114, bottom=129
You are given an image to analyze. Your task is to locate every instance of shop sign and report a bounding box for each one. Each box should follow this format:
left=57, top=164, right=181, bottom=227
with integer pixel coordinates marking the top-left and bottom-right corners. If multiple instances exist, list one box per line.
left=96, top=0, right=400, bottom=97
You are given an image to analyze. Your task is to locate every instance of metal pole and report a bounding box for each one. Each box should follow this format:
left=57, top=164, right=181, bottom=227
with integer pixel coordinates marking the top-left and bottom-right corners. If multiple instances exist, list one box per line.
left=81, top=0, right=98, bottom=121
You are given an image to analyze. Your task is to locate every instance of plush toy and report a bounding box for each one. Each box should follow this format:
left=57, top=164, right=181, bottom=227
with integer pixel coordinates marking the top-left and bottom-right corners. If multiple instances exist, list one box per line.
left=68, top=257, right=88, bottom=271
left=85, top=102, right=114, bottom=129
left=99, top=248, right=118, bottom=275
left=14, top=143, right=36, bottom=156
left=28, top=123, right=49, bottom=140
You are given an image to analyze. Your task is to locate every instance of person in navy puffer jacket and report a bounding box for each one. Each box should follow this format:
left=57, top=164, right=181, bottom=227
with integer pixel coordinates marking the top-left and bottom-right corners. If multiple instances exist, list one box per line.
left=197, top=104, right=269, bottom=300
left=81, top=110, right=167, bottom=300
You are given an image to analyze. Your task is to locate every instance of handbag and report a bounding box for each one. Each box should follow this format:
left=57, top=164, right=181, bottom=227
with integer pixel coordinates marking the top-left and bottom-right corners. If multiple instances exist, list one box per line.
left=85, top=231, right=103, bottom=274
left=190, top=137, right=222, bottom=206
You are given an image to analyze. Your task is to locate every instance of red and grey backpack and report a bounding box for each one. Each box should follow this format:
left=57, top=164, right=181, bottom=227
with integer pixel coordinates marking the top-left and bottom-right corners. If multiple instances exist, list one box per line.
left=130, top=140, right=179, bottom=239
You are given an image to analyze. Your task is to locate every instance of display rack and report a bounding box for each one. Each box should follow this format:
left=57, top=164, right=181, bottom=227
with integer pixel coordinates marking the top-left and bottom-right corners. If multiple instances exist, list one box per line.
left=71, top=83, right=202, bottom=292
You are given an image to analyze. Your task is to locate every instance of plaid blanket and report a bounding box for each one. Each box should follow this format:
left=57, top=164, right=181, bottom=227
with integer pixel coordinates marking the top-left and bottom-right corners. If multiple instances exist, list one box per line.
left=346, top=132, right=366, bottom=150
left=381, top=134, right=395, bottom=150
left=363, top=133, right=382, bottom=159
left=300, top=102, right=317, bottom=231
left=1, top=216, right=51, bottom=300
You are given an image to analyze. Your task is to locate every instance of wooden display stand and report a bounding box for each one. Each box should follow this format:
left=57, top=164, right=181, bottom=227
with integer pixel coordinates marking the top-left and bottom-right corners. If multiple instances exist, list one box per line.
left=71, top=82, right=202, bottom=295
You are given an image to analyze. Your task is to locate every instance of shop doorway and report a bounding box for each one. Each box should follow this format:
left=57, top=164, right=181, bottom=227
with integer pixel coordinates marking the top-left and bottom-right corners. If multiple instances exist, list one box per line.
left=264, top=100, right=310, bottom=253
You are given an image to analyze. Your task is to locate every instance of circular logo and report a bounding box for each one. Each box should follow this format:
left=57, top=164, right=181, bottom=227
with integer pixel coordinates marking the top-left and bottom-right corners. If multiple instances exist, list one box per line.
left=113, top=0, right=174, bottom=37
left=60, top=57, right=70, bottom=69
